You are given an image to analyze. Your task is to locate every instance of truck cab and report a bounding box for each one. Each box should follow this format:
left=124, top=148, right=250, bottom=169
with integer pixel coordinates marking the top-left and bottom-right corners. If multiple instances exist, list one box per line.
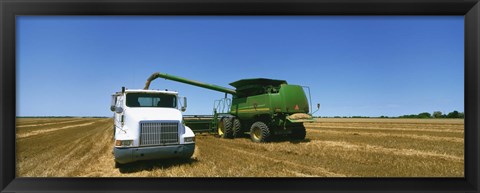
left=110, top=87, right=195, bottom=167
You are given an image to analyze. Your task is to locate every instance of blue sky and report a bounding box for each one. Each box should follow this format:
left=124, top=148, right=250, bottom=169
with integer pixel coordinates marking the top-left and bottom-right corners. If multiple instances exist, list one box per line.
left=16, top=16, right=464, bottom=117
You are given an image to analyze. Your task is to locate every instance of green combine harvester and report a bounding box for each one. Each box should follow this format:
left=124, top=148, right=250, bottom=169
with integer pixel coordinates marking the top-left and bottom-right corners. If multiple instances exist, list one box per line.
left=144, top=72, right=319, bottom=142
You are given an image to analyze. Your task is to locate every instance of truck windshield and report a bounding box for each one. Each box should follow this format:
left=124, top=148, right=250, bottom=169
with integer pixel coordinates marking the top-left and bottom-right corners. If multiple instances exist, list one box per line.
left=126, top=93, right=177, bottom=108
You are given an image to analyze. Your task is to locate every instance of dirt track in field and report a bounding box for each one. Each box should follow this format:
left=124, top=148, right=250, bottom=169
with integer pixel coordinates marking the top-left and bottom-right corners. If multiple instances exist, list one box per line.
left=16, top=118, right=464, bottom=177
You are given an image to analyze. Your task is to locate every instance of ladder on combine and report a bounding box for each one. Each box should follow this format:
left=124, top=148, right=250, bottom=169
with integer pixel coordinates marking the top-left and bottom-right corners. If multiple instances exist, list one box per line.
left=211, top=97, right=231, bottom=131
left=183, top=97, right=231, bottom=133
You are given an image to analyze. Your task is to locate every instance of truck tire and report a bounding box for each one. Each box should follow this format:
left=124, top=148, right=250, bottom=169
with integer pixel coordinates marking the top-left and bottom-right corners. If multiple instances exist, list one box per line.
left=232, top=118, right=242, bottom=138
left=218, top=117, right=234, bottom=139
left=291, top=125, right=306, bottom=140
left=250, top=121, right=270, bottom=142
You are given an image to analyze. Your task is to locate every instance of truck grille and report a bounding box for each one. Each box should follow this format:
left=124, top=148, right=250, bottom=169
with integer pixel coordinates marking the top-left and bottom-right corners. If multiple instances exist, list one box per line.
left=139, top=122, right=179, bottom=146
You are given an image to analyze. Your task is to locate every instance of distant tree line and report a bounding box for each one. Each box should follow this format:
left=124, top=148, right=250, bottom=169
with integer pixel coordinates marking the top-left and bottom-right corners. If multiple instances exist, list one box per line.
left=398, top=111, right=464, bottom=119
left=315, top=110, right=464, bottom=119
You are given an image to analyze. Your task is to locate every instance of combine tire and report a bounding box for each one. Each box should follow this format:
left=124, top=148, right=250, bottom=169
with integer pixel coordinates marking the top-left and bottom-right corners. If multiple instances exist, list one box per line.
left=291, top=125, right=306, bottom=140
left=250, top=121, right=271, bottom=143
left=232, top=118, right=242, bottom=138
left=114, top=161, right=123, bottom=168
left=217, top=117, right=234, bottom=139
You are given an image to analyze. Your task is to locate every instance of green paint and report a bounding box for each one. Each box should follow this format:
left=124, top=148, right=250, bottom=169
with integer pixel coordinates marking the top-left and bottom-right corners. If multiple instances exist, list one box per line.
left=146, top=72, right=314, bottom=136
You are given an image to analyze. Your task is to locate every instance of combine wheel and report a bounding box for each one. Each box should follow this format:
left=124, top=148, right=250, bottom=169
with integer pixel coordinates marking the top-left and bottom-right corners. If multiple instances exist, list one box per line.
left=217, top=117, right=234, bottom=139
left=291, top=125, right=306, bottom=140
left=114, top=161, right=123, bottom=168
left=232, top=118, right=242, bottom=138
left=250, top=121, right=271, bottom=143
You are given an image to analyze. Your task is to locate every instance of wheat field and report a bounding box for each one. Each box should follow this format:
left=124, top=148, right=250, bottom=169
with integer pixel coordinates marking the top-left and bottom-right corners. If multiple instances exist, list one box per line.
left=16, top=118, right=464, bottom=177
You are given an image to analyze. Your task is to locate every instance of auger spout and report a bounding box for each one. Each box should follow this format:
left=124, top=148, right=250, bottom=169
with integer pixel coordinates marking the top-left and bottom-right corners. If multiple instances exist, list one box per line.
left=144, top=72, right=237, bottom=95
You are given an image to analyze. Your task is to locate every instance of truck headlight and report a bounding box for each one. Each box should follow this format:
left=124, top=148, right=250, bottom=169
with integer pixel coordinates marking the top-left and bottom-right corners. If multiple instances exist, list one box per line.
left=184, top=137, right=195, bottom=143
left=115, top=140, right=133, bottom=147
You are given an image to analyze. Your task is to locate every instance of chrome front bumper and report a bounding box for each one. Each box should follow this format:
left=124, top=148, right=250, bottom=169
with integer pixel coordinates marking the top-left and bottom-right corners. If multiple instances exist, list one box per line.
left=114, top=143, right=195, bottom=164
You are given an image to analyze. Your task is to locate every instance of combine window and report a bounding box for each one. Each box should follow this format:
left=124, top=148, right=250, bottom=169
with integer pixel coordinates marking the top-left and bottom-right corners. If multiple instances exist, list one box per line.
left=126, top=93, right=177, bottom=108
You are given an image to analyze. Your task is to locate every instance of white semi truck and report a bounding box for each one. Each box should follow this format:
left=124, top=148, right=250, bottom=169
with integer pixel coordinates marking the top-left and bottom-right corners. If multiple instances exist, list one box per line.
left=110, top=87, right=195, bottom=167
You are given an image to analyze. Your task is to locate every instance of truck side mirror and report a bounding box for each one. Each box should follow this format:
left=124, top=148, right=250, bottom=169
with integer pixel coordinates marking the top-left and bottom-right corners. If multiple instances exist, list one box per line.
left=181, top=97, right=187, bottom=112
left=115, top=107, right=124, bottom=114
left=110, top=95, right=117, bottom=112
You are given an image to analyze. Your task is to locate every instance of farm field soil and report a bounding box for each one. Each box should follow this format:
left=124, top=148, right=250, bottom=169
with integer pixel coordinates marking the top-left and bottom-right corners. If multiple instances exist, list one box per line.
left=16, top=118, right=464, bottom=177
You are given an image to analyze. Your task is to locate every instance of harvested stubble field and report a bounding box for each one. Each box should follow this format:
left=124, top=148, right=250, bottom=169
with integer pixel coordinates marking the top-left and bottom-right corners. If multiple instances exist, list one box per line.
left=16, top=118, right=464, bottom=177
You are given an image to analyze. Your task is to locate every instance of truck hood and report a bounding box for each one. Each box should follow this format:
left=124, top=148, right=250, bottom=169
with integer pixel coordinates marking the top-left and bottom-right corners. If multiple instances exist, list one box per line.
left=124, top=107, right=183, bottom=121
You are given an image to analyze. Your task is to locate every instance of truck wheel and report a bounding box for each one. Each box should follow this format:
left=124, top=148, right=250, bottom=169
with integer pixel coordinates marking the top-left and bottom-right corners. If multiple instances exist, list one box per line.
left=250, top=121, right=270, bottom=142
left=218, top=117, right=233, bottom=139
left=232, top=118, right=242, bottom=138
left=291, top=125, right=306, bottom=140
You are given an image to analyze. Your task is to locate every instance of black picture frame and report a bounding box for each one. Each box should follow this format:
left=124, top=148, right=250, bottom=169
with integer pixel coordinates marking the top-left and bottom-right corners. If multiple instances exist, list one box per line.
left=1, top=0, right=479, bottom=192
